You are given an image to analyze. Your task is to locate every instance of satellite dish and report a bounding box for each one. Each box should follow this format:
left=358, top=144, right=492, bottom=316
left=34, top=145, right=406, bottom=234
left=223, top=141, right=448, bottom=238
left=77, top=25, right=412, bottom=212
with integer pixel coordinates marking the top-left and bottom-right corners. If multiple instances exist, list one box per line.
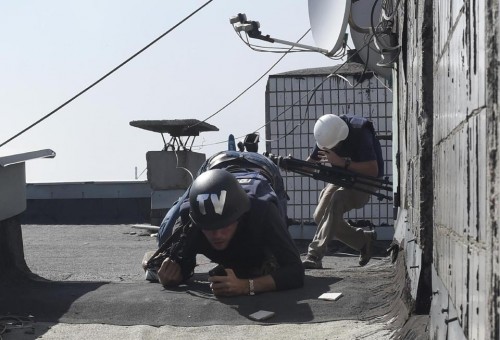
left=349, top=0, right=393, bottom=80
left=308, top=0, right=351, bottom=55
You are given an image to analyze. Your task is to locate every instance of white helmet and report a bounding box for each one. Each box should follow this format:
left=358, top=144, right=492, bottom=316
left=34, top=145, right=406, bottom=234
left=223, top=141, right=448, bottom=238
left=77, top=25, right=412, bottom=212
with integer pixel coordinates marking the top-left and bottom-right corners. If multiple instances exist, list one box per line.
left=313, top=114, right=349, bottom=149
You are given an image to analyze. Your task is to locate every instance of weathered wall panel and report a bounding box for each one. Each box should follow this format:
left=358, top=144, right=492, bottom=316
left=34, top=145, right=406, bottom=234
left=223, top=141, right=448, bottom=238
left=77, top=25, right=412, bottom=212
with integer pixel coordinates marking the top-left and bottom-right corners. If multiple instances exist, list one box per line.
left=493, top=1, right=500, bottom=335
left=395, top=0, right=496, bottom=338
left=433, top=8, right=467, bottom=141
left=432, top=0, right=492, bottom=336
left=394, top=0, right=435, bottom=313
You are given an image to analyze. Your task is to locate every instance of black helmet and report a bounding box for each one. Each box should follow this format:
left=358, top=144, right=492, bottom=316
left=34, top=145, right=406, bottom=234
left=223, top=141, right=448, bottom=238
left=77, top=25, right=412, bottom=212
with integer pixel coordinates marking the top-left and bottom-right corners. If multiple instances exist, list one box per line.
left=189, top=169, right=250, bottom=230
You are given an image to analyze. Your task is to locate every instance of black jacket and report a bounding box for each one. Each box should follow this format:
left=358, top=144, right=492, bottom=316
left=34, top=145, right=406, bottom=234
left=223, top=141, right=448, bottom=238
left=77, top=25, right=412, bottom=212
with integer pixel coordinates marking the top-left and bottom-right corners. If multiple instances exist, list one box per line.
left=173, top=198, right=305, bottom=291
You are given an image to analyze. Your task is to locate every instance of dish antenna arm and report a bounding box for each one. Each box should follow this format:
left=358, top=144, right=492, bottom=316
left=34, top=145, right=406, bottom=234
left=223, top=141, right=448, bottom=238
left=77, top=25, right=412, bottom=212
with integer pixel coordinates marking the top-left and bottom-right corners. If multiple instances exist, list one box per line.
left=247, top=26, right=274, bottom=43
left=232, top=13, right=331, bottom=55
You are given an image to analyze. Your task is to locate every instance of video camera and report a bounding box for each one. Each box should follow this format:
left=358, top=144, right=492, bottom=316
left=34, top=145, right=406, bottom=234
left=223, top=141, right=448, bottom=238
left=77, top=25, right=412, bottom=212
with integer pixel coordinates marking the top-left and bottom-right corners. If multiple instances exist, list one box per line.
left=263, top=152, right=393, bottom=201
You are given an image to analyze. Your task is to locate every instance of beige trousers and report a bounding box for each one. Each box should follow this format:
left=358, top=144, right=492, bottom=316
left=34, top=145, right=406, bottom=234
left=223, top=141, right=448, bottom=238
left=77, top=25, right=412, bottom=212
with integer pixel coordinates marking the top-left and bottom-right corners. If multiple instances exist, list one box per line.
left=308, top=183, right=371, bottom=259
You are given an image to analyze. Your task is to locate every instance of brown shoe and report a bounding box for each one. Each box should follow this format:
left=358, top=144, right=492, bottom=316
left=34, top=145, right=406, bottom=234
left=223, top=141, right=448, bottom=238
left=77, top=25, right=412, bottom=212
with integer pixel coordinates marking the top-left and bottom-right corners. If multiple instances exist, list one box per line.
left=359, top=231, right=377, bottom=266
left=142, top=250, right=157, bottom=271
left=142, top=250, right=160, bottom=282
left=302, top=255, right=323, bottom=269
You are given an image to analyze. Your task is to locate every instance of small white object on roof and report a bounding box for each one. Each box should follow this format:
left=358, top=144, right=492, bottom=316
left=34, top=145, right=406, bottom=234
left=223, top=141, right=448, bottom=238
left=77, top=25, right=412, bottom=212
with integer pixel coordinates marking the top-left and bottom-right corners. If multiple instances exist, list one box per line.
left=318, top=292, right=343, bottom=301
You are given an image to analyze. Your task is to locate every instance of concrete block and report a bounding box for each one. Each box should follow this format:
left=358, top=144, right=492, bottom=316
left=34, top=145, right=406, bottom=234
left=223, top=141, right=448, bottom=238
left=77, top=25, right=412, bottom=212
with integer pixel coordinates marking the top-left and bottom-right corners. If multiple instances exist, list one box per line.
left=146, top=151, right=205, bottom=190
left=0, top=163, right=26, bottom=221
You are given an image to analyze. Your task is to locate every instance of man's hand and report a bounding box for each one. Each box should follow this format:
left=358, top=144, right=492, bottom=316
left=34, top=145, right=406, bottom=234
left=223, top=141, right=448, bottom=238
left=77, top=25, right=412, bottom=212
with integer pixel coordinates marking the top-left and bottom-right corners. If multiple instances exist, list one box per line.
left=208, top=268, right=248, bottom=297
left=319, top=149, right=379, bottom=177
left=318, top=149, right=344, bottom=167
left=158, top=258, right=183, bottom=287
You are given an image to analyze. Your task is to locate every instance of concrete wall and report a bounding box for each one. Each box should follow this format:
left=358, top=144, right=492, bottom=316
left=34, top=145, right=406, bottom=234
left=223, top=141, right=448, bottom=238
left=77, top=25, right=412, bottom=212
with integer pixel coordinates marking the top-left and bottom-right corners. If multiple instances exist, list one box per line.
left=394, top=0, right=499, bottom=338
left=146, top=150, right=206, bottom=225
left=146, top=151, right=205, bottom=190
left=393, top=0, right=434, bottom=313
left=22, top=182, right=152, bottom=224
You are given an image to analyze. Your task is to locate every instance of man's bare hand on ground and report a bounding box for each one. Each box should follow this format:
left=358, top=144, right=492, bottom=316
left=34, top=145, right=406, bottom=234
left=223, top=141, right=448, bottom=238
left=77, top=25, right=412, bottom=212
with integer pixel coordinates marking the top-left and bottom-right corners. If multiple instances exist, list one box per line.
left=158, top=258, right=183, bottom=286
left=208, top=268, right=248, bottom=297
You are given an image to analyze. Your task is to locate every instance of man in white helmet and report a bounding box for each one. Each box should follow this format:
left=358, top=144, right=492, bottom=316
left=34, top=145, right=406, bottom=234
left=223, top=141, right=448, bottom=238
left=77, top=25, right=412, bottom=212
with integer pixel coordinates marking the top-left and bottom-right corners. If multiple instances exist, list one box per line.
left=302, top=114, right=384, bottom=269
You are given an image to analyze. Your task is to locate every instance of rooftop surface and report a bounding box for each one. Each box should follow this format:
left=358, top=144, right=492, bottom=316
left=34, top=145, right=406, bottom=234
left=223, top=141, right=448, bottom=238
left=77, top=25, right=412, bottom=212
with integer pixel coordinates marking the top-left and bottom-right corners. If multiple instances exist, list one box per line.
left=0, top=224, right=428, bottom=340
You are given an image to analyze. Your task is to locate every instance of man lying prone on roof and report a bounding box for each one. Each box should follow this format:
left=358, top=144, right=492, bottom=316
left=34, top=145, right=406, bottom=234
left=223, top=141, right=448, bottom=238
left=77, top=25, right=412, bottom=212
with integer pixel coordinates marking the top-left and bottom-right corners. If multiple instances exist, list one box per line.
left=143, top=166, right=304, bottom=297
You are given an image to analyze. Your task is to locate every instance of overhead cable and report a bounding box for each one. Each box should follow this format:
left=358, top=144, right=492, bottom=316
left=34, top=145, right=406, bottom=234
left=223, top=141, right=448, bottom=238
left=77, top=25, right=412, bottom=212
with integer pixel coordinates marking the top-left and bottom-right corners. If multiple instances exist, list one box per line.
left=193, top=37, right=382, bottom=149
left=188, top=28, right=311, bottom=131
left=0, top=0, right=214, bottom=149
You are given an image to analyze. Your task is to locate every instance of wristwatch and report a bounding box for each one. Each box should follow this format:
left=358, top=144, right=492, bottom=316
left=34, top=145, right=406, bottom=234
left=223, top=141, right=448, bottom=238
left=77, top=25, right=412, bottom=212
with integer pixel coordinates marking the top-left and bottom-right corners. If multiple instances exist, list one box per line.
left=344, top=158, right=351, bottom=169
left=248, top=279, right=255, bottom=295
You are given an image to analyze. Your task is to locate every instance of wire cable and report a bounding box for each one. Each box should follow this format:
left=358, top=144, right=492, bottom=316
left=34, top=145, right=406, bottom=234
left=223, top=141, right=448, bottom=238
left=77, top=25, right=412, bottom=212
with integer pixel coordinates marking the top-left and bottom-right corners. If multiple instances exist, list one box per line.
left=192, top=41, right=367, bottom=149
left=188, top=28, right=311, bottom=131
left=192, top=29, right=388, bottom=149
left=174, top=148, right=194, bottom=184
left=231, top=21, right=348, bottom=60
left=253, top=40, right=376, bottom=143
left=0, top=0, right=214, bottom=149
left=0, top=315, right=34, bottom=339
left=382, top=0, right=401, bottom=21
left=192, top=41, right=376, bottom=150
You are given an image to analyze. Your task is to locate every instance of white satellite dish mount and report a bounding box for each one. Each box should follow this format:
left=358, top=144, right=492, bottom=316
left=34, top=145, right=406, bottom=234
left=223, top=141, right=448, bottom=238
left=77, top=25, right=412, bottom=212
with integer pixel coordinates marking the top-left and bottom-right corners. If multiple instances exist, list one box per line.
left=347, top=0, right=399, bottom=79
left=229, top=12, right=344, bottom=56
left=230, top=0, right=399, bottom=78
left=307, top=0, right=399, bottom=80
left=308, top=0, right=352, bottom=56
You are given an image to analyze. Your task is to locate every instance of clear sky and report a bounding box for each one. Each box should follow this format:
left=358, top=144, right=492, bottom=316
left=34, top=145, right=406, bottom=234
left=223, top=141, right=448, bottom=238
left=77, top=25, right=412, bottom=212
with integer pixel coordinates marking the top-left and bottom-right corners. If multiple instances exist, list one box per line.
left=0, top=1, right=339, bottom=183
